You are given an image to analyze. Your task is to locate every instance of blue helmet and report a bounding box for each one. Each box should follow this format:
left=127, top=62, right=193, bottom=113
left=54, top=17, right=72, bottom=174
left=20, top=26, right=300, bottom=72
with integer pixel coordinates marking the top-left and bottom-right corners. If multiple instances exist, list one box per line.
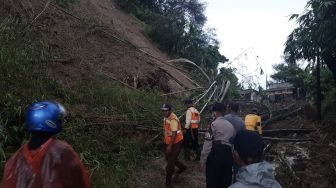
left=25, top=101, right=67, bottom=134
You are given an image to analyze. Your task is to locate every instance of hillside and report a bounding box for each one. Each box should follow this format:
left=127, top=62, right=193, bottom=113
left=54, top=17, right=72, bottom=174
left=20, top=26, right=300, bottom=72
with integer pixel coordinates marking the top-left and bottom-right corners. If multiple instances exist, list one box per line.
left=2, top=0, right=199, bottom=92
left=0, top=0, right=204, bottom=187
left=4, top=1, right=336, bottom=188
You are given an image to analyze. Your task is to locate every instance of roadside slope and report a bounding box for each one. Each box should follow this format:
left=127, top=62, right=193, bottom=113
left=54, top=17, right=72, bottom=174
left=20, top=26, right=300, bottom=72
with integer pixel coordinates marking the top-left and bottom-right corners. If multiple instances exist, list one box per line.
left=2, top=0, right=199, bottom=92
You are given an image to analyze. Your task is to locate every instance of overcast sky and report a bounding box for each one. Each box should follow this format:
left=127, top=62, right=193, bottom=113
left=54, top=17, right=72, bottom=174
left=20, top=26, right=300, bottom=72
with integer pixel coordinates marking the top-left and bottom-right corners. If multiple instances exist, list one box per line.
left=204, top=0, right=308, bottom=88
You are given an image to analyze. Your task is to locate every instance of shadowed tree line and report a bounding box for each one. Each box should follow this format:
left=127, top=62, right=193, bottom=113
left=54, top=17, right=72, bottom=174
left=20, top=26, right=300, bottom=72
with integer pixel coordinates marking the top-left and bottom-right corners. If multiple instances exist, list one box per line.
left=272, top=0, right=336, bottom=120
left=115, top=0, right=228, bottom=72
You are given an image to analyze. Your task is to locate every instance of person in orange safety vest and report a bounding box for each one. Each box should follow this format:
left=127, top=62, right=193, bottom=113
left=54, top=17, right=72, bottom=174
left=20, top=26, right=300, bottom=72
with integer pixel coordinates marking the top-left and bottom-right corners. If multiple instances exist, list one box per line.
left=183, top=99, right=201, bottom=161
left=161, top=103, right=186, bottom=187
left=244, top=108, right=262, bottom=134
left=0, top=101, right=90, bottom=188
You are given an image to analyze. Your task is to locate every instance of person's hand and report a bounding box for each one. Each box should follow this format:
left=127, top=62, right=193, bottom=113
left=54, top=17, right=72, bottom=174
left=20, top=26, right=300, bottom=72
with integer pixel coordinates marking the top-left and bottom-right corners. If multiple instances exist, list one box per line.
left=166, top=145, right=172, bottom=155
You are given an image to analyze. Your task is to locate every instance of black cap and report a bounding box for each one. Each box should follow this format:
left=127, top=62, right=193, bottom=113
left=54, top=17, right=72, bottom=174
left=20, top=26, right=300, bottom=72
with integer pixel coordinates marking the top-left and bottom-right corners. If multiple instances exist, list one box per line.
left=252, top=108, right=259, bottom=113
left=211, top=103, right=226, bottom=112
left=234, top=130, right=265, bottom=161
left=161, top=103, right=172, bottom=111
left=184, top=99, right=193, bottom=105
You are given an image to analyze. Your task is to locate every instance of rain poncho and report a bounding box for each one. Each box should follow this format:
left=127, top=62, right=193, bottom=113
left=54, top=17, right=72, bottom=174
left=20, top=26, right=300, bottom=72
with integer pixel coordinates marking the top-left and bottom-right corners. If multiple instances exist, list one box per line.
left=229, top=161, right=281, bottom=188
left=1, top=138, right=90, bottom=188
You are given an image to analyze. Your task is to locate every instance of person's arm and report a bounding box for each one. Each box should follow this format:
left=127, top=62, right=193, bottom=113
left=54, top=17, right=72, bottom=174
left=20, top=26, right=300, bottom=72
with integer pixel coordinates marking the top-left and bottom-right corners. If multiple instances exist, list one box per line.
left=185, top=110, right=192, bottom=129
left=200, top=124, right=214, bottom=163
left=61, top=146, right=91, bottom=188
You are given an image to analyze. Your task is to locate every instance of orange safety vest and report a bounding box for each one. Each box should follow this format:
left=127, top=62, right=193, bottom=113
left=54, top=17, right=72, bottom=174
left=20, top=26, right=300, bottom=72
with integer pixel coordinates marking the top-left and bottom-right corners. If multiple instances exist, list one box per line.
left=163, top=112, right=183, bottom=145
left=188, top=107, right=200, bottom=129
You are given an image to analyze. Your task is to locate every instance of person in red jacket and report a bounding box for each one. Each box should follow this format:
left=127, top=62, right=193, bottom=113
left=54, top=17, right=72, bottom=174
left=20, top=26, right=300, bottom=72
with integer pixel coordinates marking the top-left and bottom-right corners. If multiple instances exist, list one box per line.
left=0, top=101, right=90, bottom=188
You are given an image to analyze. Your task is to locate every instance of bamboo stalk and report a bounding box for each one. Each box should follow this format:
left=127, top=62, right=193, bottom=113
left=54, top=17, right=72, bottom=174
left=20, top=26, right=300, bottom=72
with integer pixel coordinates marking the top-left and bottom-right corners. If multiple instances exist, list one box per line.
left=262, top=137, right=313, bottom=142
left=161, top=87, right=206, bottom=96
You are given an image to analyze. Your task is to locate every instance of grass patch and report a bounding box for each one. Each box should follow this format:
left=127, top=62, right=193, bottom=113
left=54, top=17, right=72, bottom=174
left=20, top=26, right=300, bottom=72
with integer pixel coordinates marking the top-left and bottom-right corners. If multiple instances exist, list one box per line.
left=0, top=16, right=62, bottom=164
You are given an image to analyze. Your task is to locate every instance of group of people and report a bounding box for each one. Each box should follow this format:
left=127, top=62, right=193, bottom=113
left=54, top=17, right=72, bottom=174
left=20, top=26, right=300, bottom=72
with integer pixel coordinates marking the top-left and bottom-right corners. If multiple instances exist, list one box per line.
left=0, top=100, right=280, bottom=188
left=161, top=100, right=281, bottom=188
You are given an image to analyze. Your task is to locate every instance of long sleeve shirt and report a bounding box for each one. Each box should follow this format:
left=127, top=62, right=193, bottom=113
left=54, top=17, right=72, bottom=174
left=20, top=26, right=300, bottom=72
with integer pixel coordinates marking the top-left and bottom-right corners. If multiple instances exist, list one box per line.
left=184, top=108, right=193, bottom=129
left=200, top=116, right=236, bottom=163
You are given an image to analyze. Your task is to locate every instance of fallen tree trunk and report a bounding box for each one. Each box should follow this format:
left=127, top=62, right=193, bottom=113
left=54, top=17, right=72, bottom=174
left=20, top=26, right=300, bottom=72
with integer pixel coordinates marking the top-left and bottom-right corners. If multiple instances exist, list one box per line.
left=262, top=137, right=313, bottom=142
left=161, top=87, right=206, bottom=96
left=264, top=107, right=303, bottom=126
left=262, top=129, right=316, bottom=136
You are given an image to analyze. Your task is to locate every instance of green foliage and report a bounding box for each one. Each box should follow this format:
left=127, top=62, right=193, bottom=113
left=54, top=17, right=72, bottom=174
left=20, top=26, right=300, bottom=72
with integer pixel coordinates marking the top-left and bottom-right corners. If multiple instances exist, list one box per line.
left=302, top=67, right=334, bottom=100
left=284, top=0, right=336, bottom=83
left=55, top=0, right=79, bottom=8
left=0, top=16, right=62, bottom=164
left=322, top=88, right=336, bottom=118
left=271, top=62, right=306, bottom=95
left=116, top=0, right=228, bottom=71
left=56, top=72, right=184, bottom=187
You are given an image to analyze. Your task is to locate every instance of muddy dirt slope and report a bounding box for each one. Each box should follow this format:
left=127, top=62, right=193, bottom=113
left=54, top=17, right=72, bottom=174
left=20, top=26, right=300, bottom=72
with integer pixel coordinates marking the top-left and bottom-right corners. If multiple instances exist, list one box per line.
left=2, top=0, right=199, bottom=92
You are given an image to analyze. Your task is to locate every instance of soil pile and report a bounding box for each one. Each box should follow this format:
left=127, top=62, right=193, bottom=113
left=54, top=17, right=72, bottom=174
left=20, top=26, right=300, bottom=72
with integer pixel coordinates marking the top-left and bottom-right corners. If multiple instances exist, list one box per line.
left=1, top=0, right=199, bottom=92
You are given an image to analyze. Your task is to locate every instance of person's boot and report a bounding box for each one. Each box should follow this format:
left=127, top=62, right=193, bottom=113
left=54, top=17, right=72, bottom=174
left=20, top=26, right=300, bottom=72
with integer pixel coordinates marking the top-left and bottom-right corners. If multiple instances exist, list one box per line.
left=166, top=174, right=172, bottom=187
left=184, top=148, right=190, bottom=161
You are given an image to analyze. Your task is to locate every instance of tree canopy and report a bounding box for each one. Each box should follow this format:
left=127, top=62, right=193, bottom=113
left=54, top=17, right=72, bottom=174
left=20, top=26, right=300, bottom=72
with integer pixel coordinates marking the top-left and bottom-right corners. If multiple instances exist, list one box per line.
left=116, top=0, right=228, bottom=71
left=284, top=0, right=336, bottom=84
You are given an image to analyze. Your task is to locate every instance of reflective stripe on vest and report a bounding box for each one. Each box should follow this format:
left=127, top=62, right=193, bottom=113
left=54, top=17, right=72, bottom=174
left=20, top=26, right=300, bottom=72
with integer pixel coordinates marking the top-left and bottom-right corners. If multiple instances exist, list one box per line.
left=163, top=113, right=183, bottom=144
left=189, top=107, right=200, bottom=129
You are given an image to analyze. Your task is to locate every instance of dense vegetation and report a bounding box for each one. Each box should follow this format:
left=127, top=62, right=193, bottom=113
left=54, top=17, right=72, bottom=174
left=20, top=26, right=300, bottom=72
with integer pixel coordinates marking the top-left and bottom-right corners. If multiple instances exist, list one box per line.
left=284, top=0, right=336, bottom=84
left=272, top=0, right=336, bottom=119
left=115, top=0, right=234, bottom=79
left=0, top=16, right=185, bottom=187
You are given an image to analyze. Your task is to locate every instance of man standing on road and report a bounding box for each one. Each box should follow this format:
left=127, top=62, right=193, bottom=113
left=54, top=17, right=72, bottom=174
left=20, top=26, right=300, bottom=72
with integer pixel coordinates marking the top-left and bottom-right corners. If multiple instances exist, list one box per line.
left=244, top=108, right=262, bottom=134
left=183, top=99, right=201, bottom=161
left=161, top=103, right=187, bottom=187
left=201, top=103, right=236, bottom=188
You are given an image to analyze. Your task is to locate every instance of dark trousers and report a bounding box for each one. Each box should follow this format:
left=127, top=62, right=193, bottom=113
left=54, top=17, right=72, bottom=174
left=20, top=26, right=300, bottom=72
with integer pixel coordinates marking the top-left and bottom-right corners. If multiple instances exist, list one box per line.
left=206, top=143, right=233, bottom=188
left=183, top=128, right=200, bottom=159
left=165, top=141, right=186, bottom=185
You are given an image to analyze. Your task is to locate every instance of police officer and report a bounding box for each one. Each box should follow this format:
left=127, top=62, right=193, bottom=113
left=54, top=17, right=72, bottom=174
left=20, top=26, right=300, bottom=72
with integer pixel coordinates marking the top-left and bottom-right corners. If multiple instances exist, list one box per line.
left=200, top=103, right=236, bottom=188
